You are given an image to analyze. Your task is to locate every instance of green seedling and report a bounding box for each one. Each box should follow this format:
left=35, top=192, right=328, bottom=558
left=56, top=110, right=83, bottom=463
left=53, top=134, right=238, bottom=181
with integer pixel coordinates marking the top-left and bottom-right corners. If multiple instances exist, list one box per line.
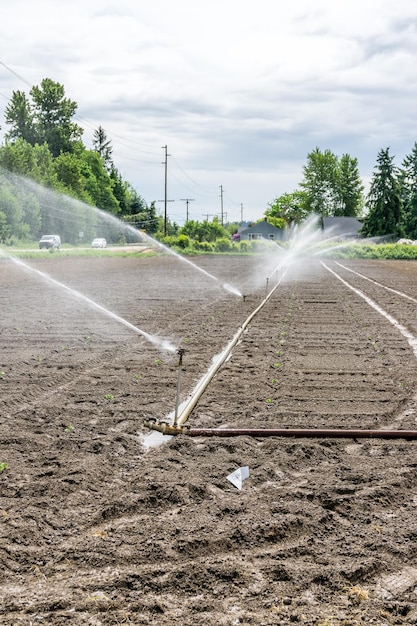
left=155, top=358, right=162, bottom=366
left=0, top=371, right=4, bottom=379
left=105, top=393, right=114, bottom=401
left=61, top=345, right=68, bottom=351
left=274, top=362, right=282, bottom=369
left=271, top=378, right=278, bottom=384
left=133, top=374, right=142, bottom=380
left=0, top=462, right=8, bottom=472
left=65, top=424, right=74, bottom=433
left=266, top=398, right=274, bottom=404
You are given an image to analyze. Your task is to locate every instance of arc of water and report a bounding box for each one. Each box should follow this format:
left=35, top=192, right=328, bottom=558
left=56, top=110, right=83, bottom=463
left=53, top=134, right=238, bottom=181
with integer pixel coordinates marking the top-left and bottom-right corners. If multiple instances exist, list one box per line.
left=2, top=253, right=177, bottom=353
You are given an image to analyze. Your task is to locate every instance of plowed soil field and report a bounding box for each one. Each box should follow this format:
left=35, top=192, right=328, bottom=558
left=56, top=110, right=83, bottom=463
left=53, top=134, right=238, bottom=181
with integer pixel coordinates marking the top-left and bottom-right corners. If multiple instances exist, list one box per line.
left=1, top=252, right=417, bottom=625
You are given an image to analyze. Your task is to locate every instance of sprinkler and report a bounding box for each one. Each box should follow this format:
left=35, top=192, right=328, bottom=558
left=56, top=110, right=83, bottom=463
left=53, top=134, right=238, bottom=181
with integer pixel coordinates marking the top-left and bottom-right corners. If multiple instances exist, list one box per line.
left=173, top=348, right=186, bottom=426
left=241, top=294, right=247, bottom=327
left=143, top=265, right=417, bottom=444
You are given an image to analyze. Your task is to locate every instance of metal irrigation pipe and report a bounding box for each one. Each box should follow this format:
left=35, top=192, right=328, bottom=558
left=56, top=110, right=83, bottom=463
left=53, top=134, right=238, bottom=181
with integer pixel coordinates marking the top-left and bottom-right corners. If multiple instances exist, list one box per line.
left=173, top=276, right=284, bottom=428
left=182, top=428, right=417, bottom=440
left=142, top=420, right=417, bottom=440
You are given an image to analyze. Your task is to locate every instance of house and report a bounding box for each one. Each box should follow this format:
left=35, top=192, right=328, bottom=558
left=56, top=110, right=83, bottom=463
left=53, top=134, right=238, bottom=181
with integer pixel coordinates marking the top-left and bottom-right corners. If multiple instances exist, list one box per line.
left=238, top=219, right=284, bottom=242
left=322, top=217, right=362, bottom=238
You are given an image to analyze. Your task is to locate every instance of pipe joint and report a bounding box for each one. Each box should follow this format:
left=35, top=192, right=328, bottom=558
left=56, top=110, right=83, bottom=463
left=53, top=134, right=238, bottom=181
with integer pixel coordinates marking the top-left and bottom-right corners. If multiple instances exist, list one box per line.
left=143, top=419, right=185, bottom=436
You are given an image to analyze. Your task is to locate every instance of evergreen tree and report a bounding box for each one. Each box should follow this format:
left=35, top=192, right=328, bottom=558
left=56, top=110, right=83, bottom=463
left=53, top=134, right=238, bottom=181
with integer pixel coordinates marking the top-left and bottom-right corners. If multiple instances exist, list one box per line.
left=399, top=142, right=417, bottom=239
left=93, top=126, right=113, bottom=171
left=361, top=148, right=403, bottom=238
left=4, top=91, right=35, bottom=144
left=109, top=166, right=128, bottom=213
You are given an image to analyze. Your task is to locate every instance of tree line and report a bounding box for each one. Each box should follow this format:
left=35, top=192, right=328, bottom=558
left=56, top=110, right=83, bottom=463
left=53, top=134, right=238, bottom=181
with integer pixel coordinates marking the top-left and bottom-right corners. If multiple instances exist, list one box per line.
left=267, top=145, right=417, bottom=240
left=1, top=77, right=417, bottom=245
left=0, top=78, right=160, bottom=243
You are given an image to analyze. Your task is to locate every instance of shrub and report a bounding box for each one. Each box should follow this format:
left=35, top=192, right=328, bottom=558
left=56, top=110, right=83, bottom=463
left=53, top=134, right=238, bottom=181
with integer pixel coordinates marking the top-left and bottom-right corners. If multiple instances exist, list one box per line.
left=176, top=234, right=190, bottom=249
left=215, top=237, right=233, bottom=252
left=239, top=240, right=251, bottom=253
left=190, top=240, right=214, bottom=252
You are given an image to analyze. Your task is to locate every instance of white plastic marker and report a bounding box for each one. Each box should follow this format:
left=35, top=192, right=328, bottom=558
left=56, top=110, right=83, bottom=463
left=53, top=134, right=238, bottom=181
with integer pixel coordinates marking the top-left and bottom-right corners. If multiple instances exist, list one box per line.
left=226, top=466, right=250, bottom=490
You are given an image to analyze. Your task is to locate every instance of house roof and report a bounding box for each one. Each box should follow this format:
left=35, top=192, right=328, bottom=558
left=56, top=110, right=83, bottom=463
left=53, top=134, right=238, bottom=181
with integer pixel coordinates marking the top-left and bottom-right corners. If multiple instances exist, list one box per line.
left=239, top=221, right=282, bottom=235
left=322, top=217, right=362, bottom=236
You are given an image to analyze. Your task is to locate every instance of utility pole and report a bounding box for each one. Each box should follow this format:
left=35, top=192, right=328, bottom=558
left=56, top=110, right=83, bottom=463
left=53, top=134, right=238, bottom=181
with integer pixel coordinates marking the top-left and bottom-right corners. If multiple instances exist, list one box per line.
left=180, top=198, right=195, bottom=223
left=240, top=203, right=244, bottom=224
left=219, top=185, right=224, bottom=226
left=162, top=145, right=170, bottom=236
left=203, top=214, right=214, bottom=222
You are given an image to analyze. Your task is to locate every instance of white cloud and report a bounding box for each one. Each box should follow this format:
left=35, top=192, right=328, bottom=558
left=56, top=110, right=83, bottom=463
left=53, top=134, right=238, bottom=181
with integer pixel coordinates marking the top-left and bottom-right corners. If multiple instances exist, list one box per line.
left=2, top=0, right=417, bottom=222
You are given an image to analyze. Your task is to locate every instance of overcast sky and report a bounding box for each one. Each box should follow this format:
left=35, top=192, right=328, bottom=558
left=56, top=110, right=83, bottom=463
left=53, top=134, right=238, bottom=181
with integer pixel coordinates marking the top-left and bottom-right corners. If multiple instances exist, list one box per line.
left=1, top=0, right=417, bottom=225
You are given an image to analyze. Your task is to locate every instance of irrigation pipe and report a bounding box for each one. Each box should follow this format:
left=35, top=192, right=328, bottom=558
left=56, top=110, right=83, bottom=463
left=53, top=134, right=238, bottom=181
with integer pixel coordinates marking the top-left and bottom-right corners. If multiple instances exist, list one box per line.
left=181, top=427, right=417, bottom=440
left=144, top=266, right=417, bottom=441
left=142, top=420, right=417, bottom=440
left=173, top=272, right=286, bottom=427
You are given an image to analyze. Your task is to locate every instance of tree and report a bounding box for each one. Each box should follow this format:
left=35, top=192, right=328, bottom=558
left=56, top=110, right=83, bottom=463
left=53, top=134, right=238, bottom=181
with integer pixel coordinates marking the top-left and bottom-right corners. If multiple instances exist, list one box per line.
left=338, top=154, right=364, bottom=217
left=123, top=199, right=160, bottom=235
left=109, top=166, right=129, bottom=213
left=361, top=148, right=403, bottom=238
left=93, top=126, right=113, bottom=171
left=30, top=78, right=83, bottom=156
left=4, top=90, right=35, bottom=144
left=4, top=79, right=84, bottom=157
left=300, top=148, right=340, bottom=221
left=265, top=190, right=309, bottom=226
left=300, top=148, right=364, bottom=222
left=399, top=142, right=417, bottom=239
left=181, top=217, right=228, bottom=242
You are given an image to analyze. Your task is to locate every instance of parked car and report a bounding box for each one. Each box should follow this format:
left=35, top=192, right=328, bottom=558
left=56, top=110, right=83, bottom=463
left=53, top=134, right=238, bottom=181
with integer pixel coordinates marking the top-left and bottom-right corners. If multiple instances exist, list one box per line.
left=92, top=238, right=107, bottom=248
left=39, top=235, right=61, bottom=250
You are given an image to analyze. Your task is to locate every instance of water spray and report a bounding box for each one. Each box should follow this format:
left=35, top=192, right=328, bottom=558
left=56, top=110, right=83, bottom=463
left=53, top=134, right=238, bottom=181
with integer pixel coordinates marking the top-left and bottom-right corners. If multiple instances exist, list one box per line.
left=2, top=252, right=177, bottom=354
left=144, top=248, right=417, bottom=442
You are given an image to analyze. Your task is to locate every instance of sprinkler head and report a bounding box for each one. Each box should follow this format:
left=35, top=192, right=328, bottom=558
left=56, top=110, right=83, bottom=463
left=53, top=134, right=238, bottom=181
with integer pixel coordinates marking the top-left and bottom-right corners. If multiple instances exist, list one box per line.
left=177, top=348, right=186, bottom=365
